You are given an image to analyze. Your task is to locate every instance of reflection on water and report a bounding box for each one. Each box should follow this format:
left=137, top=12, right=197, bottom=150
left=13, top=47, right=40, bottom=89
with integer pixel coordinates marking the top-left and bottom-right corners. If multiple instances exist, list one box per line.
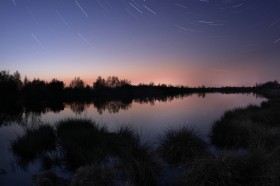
left=0, top=93, right=265, bottom=185
left=0, top=94, right=188, bottom=125
left=93, top=99, right=132, bottom=114
left=69, top=102, right=91, bottom=115
left=0, top=93, right=266, bottom=143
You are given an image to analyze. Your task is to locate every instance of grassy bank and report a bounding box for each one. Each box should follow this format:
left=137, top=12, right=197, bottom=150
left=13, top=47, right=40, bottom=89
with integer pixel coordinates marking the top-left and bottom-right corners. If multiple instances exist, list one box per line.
left=179, top=148, right=280, bottom=186
left=211, top=99, right=280, bottom=150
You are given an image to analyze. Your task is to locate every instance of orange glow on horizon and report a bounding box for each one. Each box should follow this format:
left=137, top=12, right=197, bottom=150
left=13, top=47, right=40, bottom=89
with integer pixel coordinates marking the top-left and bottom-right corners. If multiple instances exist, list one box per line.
left=19, top=56, right=279, bottom=87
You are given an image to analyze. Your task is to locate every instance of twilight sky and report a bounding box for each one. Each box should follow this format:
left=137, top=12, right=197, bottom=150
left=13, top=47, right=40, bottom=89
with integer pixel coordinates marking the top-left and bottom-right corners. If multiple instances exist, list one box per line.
left=1, top=0, right=280, bottom=86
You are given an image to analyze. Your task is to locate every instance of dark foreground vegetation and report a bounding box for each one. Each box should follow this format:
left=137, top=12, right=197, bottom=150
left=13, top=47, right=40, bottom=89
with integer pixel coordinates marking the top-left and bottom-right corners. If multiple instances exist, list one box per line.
left=11, top=95, right=280, bottom=186
left=158, top=126, right=209, bottom=165
left=211, top=99, right=280, bottom=150
left=12, top=119, right=159, bottom=186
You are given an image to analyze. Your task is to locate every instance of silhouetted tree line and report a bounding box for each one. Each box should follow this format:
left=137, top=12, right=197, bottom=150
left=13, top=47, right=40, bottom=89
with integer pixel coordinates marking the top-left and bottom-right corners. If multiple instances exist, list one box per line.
left=1, top=70, right=279, bottom=100
left=0, top=71, right=266, bottom=95
left=22, top=78, right=65, bottom=100
left=1, top=70, right=279, bottom=125
left=255, top=80, right=280, bottom=99
left=0, top=71, right=22, bottom=97
left=255, top=81, right=280, bottom=89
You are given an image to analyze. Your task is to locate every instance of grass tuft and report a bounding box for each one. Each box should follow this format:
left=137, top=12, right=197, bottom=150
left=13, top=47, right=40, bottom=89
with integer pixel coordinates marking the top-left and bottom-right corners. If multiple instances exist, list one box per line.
left=121, top=143, right=160, bottom=186
left=158, top=125, right=209, bottom=165
left=71, top=164, right=115, bottom=186
left=56, top=118, right=108, bottom=169
left=12, top=125, right=56, bottom=162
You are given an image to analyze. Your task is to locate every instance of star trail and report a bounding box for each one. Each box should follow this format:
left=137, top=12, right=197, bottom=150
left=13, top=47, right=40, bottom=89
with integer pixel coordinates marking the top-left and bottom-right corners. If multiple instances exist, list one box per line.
left=0, top=0, right=280, bottom=86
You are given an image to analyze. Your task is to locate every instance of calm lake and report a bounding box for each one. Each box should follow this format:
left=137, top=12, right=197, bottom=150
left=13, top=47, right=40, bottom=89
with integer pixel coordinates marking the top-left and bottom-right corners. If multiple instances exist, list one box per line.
left=0, top=93, right=265, bottom=185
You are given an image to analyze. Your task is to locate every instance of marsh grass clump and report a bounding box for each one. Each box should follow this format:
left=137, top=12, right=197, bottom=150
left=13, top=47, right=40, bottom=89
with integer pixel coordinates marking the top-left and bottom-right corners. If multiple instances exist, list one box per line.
left=105, top=126, right=160, bottom=186
left=211, top=99, right=280, bottom=150
left=11, top=119, right=159, bottom=185
left=12, top=125, right=56, bottom=162
left=254, top=99, right=280, bottom=127
left=180, top=151, right=267, bottom=186
left=55, top=120, right=159, bottom=185
left=110, top=126, right=140, bottom=155
left=71, top=164, right=115, bottom=186
left=181, top=154, right=243, bottom=186
left=180, top=145, right=280, bottom=186
left=158, top=125, right=208, bottom=165
left=120, top=143, right=160, bottom=186
left=210, top=115, right=252, bottom=148
left=56, top=118, right=109, bottom=169
left=257, top=147, right=280, bottom=185
left=33, top=170, right=67, bottom=186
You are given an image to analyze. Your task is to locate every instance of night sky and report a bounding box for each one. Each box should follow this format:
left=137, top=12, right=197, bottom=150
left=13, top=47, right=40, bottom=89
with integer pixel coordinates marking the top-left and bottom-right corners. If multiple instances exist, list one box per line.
left=1, top=0, right=280, bottom=86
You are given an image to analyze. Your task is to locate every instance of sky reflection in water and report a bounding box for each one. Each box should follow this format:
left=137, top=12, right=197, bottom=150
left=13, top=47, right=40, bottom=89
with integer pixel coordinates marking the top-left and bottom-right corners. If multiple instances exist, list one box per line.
left=40, top=93, right=265, bottom=142
left=0, top=93, right=265, bottom=185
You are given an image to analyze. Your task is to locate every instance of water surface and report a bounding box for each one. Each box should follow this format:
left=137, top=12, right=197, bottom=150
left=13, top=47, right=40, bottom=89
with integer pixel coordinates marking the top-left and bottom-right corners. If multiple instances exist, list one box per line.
left=0, top=93, right=265, bottom=185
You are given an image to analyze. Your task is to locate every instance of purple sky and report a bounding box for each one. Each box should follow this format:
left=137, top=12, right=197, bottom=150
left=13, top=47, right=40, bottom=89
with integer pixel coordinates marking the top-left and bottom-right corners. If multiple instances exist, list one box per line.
left=1, top=0, right=280, bottom=86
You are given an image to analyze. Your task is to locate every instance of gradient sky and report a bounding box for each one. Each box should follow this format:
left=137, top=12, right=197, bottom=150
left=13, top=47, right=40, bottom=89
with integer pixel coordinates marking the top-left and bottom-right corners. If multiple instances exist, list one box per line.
left=1, top=0, right=280, bottom=86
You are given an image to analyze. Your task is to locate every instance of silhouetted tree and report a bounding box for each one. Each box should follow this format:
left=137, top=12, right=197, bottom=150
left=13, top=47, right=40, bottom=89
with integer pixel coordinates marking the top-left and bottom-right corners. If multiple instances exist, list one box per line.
left=13, top=71, right=22, bottom=90
left=93, top=76, right=106, bottom=89
left=48, top=79, right=65, bottom=92
left=93, top=76, right=131, bottom=89
left=0, top=70, right=22, bottom=97
left=149, top=82, right=155, bottom=87
left=106, top=76, right=120, bottom=88
left=69, top=77, right=85, bottom=89
left=22, top=79, right=48, bottom=99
